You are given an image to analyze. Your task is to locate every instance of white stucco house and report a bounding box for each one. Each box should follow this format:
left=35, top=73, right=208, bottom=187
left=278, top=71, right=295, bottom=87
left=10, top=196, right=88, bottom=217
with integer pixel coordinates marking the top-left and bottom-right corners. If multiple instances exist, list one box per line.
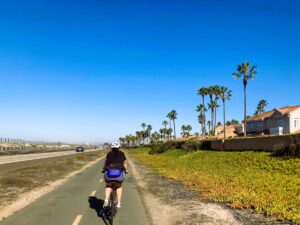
left=246, top=105, right=300, bottom=135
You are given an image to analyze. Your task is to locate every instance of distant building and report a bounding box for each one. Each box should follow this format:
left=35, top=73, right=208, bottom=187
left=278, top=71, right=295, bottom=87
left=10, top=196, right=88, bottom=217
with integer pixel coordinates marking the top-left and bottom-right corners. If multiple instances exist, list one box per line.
left=215, top=125, right=237, bottom=138
left=246, top=105, right=300, bottom=135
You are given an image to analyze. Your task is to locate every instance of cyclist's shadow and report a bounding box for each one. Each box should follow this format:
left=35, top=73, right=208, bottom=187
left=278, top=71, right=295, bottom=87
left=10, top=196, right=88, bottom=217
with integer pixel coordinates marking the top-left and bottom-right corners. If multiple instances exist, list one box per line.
left=88, top=197, right=110, bottom=225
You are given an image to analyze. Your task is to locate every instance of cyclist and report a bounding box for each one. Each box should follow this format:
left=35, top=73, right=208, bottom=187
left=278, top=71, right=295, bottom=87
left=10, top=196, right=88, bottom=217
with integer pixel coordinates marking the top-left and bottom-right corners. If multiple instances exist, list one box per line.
left=102, top=142, right=128, bottom=208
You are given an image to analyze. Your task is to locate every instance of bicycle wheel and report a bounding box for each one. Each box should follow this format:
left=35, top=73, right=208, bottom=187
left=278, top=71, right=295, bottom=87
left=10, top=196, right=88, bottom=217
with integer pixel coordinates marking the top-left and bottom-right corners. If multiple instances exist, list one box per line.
left=110, top=189, right=115, bottom=225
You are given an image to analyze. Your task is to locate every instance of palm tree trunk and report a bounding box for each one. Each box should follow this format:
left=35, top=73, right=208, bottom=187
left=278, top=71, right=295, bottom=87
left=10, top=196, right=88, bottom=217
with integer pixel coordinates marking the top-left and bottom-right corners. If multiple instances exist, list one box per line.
left=244, top=82, right=247, bottom=137
left=223, top=100, right=226, bottom=140
left=214, top=107, right=217, bottom=135
left=173, top=119, right=176, bottom=140
left=202, top=95, right=206, bottom=134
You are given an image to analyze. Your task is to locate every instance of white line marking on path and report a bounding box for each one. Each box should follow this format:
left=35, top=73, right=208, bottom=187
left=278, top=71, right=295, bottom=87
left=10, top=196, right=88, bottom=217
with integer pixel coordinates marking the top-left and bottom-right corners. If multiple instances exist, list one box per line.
left=99, top=178, right=103, bottom=183
left=90, top=191, right=97, bottom=197
left=72, top=215, right=82, bottom=225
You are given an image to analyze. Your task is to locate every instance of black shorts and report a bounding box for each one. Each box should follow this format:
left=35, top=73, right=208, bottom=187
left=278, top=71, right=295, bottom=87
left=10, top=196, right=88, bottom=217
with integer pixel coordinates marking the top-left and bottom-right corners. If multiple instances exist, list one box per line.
left=105, top=181, right=122, bottom=189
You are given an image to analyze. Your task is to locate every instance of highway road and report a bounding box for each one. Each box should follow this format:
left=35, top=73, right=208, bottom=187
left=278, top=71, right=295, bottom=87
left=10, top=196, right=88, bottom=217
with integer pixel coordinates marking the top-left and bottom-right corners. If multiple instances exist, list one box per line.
left=0, top=157, right=149, bottom=225
left=0, top=149, right=99, bottom=165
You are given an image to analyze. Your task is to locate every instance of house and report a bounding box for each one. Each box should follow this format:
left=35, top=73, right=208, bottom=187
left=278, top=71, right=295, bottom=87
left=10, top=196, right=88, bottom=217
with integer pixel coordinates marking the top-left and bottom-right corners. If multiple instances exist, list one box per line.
left=246, top=105, right=300, bottom=135
left=215, top=125, right=238, bottom=138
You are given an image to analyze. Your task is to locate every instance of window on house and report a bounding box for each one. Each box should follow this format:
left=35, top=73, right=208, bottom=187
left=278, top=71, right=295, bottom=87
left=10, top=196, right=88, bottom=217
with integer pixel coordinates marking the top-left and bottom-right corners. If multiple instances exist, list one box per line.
left=294, top=119, right=299, bottom=128
left=277, top=120, right=283, bottom=127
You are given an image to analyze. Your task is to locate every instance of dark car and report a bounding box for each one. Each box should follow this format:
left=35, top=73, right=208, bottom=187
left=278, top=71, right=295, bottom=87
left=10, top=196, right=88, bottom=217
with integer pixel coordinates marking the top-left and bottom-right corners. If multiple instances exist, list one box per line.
left=76, top=146, right=85, bottom=152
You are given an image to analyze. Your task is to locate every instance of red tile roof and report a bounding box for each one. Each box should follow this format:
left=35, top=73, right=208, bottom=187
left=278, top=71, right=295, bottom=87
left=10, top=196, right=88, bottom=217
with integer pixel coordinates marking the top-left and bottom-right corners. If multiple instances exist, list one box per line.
left=247, top=105, right=300, bottom=121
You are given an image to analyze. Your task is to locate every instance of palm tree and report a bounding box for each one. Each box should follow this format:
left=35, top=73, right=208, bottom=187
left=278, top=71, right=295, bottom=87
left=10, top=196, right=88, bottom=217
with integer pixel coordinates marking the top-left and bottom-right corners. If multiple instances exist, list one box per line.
left=197, top=87, right=208, bottom=133
left=159, top=129, right=164, bottom=141
left=208, top=100, right=218, bottom=135
left=233, top=61, right=257, bottom=137
left=166, top=128, right=173, bottom=139
left=135, top=131, right=143, bottom=146
left=207, top=120, right=211, bottom=134
left=162, top=120, right=168, bottom=139
left=167, top=110, right=177, bottom=139
left=220, top=86, right=232, bottom=140
left=207, top=86, right=214, bottom=134
left=181, top=125, right=186, bottom=137
left=198, top=114, right=205, bottom=136
left=147, top=125, right=152, bottom=143
left=196, top=104, right=206, bottom=135
left=212, top=85, right=221, bottom=134
left=186, top=125, right=192, bottom=137
left=254, top=99, right=268, bottom=115
left=141, top=123, right=146, bottom=131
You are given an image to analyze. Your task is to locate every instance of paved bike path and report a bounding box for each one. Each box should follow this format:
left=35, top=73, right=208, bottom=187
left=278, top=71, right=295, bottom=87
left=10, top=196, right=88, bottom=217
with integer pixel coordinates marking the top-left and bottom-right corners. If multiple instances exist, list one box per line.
left=0, top=158, right=149, bottom=225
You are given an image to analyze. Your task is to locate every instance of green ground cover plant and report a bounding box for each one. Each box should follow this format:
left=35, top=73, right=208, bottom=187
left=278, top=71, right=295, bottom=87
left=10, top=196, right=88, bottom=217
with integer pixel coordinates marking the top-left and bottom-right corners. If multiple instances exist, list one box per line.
left=129, top=148, right=300, bottom=223
left=0, top=151, right=105, bottom=208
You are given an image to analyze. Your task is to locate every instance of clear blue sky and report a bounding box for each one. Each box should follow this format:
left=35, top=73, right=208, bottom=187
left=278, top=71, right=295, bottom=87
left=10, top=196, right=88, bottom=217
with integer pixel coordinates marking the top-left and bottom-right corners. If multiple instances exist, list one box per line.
left=0, top=0, right=299, bottom=143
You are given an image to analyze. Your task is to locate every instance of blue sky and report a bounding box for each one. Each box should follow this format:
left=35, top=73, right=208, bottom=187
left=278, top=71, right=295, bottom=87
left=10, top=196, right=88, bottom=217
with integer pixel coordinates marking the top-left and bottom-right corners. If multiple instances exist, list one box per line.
left=0, top=0, right=299, bottom=143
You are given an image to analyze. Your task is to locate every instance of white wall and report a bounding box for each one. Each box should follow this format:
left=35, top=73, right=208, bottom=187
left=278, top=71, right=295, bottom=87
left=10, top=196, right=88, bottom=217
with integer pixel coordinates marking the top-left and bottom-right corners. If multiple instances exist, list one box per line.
left=289, top=108, right=300, bottom=133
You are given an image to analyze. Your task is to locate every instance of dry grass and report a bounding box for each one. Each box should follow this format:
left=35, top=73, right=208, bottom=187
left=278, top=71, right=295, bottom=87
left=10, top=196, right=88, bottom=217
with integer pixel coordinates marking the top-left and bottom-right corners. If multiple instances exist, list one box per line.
left=0, top=151, right=104, bottom=207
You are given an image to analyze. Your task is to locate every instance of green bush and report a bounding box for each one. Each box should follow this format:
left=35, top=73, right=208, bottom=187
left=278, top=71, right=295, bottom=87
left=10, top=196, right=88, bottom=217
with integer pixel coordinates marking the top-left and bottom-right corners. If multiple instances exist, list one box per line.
left=149, top=140, right=213, bottom=154
left=149, top=141, right=176, bottom=154
left=175, top=141, right=186, bottom=149
left=182, top=141, right=201, bottom=151
left=272, top=136, right=300, bottom=158
left=201, top=140, right=212, bottom=150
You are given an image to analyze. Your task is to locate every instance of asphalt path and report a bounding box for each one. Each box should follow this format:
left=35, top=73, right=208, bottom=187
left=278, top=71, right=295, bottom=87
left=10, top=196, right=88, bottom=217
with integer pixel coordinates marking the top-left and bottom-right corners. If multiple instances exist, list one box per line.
left=0, top=149, right=99, bottom=165
left=0, top=157, right=149, bottom=225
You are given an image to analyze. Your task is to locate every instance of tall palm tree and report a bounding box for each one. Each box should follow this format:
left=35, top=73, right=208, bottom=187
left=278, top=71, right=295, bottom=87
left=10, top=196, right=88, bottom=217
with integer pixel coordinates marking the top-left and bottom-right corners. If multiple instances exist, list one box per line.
left=233, top=61, right=257, bottom=137
left=197, top=87, right=208, bottom=133
left=212, top=85, right=221, bottom=134
left=208, top=100, right=218, bottom=135
left=220, top=86, right=232, bottom=140
left=167, top=110, right=177, bottom=139
left=207, top=86, right=214, bottom=134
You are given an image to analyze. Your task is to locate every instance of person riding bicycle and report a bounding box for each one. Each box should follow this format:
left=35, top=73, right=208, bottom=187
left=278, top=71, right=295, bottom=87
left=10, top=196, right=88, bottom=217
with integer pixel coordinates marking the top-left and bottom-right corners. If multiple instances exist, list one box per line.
left=102, top=142, right=128, bottom=208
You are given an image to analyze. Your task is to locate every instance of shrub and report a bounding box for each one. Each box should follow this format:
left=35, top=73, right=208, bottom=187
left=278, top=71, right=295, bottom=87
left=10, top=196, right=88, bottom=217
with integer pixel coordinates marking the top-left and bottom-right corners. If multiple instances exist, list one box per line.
left=175, top=141, right=186, bottom=149
left=201, top=140, right=212, bottom=150
left=149, top=141, right=177, bottom=154
left=149, top=143, right=163, bottom=154
left=182, top=141, right=201, bottom=151
left=272, top=136, right=300, bottom=158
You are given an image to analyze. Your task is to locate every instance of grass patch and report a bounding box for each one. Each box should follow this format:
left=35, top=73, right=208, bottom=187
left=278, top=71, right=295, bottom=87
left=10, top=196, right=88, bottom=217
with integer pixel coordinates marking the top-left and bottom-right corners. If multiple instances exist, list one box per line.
left=0, top=151, right=105, bottom=207
left=129, top=148, right=300, bottom=223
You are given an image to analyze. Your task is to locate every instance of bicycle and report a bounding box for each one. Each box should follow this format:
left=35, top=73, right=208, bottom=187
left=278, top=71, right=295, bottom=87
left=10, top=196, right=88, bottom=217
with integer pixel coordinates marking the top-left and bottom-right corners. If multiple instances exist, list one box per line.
left=102, top=168, right=127, bottom=225
left=106, top=182, right=118, bottom=225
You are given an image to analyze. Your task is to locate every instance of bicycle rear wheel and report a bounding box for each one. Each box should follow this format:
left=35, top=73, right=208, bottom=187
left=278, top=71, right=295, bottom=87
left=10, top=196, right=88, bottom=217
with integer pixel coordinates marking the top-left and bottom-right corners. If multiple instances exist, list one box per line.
left=109, top=189, right=115, bottom=225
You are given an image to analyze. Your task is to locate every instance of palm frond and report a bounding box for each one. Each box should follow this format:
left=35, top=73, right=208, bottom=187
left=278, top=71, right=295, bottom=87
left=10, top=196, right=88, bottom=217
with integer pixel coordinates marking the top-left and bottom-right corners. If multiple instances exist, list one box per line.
left=232, top=73, right=241, bottom=79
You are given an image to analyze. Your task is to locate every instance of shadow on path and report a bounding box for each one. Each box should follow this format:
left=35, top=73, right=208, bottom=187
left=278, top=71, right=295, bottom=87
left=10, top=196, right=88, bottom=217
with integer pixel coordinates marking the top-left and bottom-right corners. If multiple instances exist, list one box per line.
left=88, top=196, right=110, bottom=225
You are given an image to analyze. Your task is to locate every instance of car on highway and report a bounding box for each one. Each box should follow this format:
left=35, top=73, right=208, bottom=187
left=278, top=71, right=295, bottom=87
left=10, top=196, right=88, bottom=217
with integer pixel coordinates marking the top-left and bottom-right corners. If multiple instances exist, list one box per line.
left=76, top=146, right=85, bottom=152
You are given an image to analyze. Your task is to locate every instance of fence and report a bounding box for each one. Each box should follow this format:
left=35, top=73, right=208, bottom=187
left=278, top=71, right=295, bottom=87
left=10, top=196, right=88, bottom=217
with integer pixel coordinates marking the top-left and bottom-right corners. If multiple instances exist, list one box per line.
left=0, top=137, right=66, bottom=145
left=0, top=137, right=76, bottom=152
left=211, top=134, right=300, bottom=151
